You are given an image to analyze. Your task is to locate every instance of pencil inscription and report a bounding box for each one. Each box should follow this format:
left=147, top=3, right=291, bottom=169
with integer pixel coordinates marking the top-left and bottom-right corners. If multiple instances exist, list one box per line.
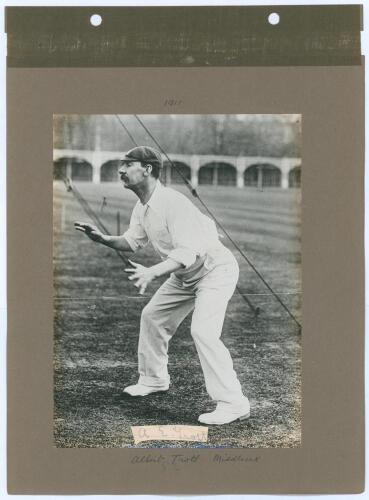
left=164, top=99, right=183, bottom=106
left=129, top=453, right=261, bottom=469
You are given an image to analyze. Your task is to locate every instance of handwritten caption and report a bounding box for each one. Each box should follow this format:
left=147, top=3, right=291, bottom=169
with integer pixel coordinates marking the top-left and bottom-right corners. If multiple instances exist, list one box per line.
left=130, top=453, right=261, bottom=470
left=131, top=425, right=208, bottom=444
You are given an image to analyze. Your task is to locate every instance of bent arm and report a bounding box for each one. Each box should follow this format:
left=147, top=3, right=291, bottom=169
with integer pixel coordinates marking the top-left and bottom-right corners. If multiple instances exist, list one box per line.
left=102, top=235, right=134, bottom=252
left=74, top=222, right=134, bottom=252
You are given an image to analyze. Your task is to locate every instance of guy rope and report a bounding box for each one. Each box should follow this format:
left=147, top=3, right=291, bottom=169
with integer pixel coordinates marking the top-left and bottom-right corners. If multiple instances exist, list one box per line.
left=62, top=116, right=301, bottom=333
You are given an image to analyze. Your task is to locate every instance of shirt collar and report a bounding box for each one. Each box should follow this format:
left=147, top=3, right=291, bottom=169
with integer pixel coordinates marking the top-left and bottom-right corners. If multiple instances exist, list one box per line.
left=142, top=180, right=164, bottom=211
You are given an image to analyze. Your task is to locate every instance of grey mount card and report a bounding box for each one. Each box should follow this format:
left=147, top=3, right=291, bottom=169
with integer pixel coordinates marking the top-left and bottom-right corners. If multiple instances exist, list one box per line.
left=6, top=5, right=364, bottom=495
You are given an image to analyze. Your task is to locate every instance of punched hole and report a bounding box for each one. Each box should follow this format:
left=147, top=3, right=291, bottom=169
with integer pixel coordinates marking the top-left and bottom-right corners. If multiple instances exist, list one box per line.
left=268, top=12, right=280, bottom=25
left=90, top=14, right=102, bottom=27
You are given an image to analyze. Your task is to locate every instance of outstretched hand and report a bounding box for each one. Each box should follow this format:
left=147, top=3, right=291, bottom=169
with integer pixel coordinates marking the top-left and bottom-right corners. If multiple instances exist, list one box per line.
left=74, top=221, right=105, bottom=244
left=125, top=260, right=156, bottom=295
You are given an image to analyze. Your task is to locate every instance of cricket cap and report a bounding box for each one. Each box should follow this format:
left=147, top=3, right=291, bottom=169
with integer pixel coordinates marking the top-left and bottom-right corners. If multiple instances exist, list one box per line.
left=122, top=146, right=163, bottom=167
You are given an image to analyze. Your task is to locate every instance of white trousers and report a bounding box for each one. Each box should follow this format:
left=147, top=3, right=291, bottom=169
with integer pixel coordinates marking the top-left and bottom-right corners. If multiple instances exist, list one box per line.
left=137, top=248, right=246, bottom=404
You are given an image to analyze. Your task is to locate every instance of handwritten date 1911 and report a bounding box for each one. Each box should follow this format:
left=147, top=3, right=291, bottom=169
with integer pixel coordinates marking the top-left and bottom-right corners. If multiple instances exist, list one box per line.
left=164, top=99, right=183, bottom=107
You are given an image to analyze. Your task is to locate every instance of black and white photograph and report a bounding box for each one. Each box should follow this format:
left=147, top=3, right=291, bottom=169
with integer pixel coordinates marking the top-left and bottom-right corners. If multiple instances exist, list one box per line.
left=53, top=114, right=302, bottom=448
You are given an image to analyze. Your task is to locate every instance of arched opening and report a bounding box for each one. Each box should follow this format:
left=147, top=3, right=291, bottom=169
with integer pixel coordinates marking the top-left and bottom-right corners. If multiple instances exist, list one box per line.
left=289, top=166, right=301, bottom=188
left=243, top=165, right=258, bottom=187
left=262, top=164, right=281, bottom=187
left=162, top=161, right=191, bottom=185
left=53, top=158, right=68, bottom=180
left=72, top=158, right=93, bottom=181
left=101, top=160, right=121, bottom=182
left=244, top=164, right=281, bottom=188
left=53, top=157, right=93, bottom=182
left=198, top=162, right=237, bottom=186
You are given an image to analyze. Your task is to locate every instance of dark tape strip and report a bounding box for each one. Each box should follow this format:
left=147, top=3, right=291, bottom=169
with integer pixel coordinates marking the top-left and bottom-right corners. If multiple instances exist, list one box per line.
left=5, top=6, right=363, bottom=67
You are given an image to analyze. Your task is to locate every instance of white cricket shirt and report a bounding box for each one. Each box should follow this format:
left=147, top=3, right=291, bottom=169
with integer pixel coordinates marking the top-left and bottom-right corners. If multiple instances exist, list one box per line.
left=123, top=180, right=225, bottom=275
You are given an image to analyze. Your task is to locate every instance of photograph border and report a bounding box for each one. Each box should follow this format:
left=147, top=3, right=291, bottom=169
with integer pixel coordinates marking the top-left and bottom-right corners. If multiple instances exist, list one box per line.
left=52, top=112, right=302, bottom=450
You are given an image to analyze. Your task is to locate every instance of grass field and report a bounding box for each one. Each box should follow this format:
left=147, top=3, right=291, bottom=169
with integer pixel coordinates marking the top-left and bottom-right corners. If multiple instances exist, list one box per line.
left=53, top=181, right=302, bottom=448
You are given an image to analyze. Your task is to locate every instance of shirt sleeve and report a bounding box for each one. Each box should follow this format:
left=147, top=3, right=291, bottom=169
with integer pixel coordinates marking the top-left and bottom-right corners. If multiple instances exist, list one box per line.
left=122, top=205, right=149, bottom=252
left=165, top=196, right=203, bottom=268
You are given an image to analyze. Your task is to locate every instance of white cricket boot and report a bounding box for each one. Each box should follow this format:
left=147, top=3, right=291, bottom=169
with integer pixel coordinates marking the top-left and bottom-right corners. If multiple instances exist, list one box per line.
left=198, top=397, right=250, bottom=425
left=123, top=383, right=169, bottom=397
